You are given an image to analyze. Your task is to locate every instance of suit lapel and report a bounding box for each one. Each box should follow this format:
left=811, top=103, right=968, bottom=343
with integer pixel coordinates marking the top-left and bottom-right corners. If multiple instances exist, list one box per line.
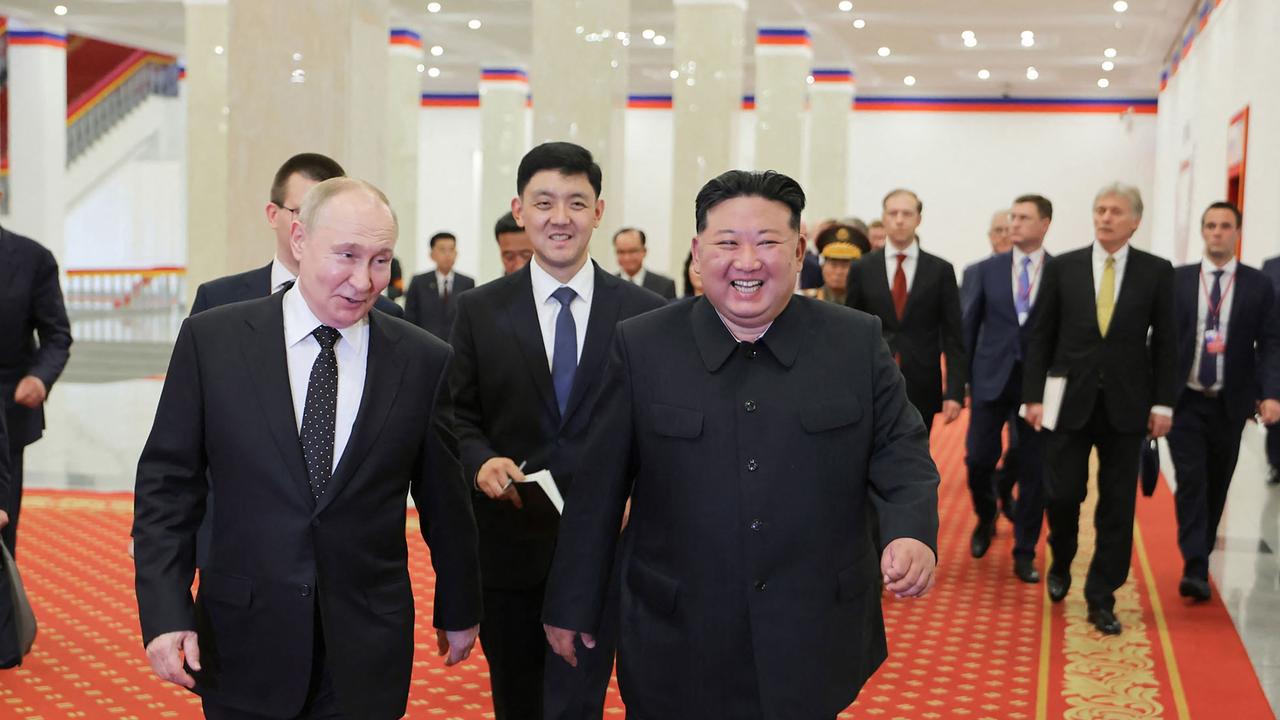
left=1178, top=266, right=1200, bottom=332
left=241, top=295, right=312, bottom=506
left=0, top=230, right=17, bottom=291
left=865, top=250, right=898, bottom=328
left=561, top=265, right=621, bottom=426
left=504, top=268, right=560, bottom=421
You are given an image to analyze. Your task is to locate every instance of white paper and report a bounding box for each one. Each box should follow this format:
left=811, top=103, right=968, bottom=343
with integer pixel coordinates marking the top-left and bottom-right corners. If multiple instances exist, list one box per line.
left=517, top=469, right=564, bottom=514
left=1019, top=375, right=1067, bottom=431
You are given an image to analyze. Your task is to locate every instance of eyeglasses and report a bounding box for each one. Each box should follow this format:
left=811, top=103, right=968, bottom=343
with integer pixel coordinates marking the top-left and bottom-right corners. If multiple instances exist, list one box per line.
left=274, top=202, right=300, bottom=216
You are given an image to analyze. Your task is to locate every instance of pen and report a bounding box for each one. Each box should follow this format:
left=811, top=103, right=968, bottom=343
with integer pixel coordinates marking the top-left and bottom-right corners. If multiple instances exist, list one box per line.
left=502, top=460, right=527, bottom=492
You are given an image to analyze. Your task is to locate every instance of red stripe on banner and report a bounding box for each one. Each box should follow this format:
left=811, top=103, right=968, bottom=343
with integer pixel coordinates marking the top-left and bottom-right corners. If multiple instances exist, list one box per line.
left=756, top=36, right=810, bottom=46
left=9, top=36, right=66, bottom=48
left=481, top=72, right=528, bottom=82
left=421, top=98, right=480, bottom=107
left=742, top=100, right=756, bottom=110
left=389, top=36, right=422, bottom=48
left=812, top=75, right=853, bottom=83
left=856, top=101, right=1157, bottom=115
left=627, top=99, right=672, bottom=109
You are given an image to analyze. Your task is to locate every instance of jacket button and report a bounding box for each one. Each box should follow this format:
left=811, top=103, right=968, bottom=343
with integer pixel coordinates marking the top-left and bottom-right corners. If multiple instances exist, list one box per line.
left=300, top=584, right=313, bottom=598
left=743, top=400, right=757, bottom=413
left=749, top=349, right=758, bottom=359
left=746, top=459, right=759, bottom=472
left=749, top=519, right=763, bottom=531
left=754, top=580, right=767, bottom=592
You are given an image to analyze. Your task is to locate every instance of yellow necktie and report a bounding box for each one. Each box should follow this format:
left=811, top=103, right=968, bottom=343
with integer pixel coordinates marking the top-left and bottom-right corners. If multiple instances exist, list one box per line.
left=1097, top=256, right=1116, bottom=336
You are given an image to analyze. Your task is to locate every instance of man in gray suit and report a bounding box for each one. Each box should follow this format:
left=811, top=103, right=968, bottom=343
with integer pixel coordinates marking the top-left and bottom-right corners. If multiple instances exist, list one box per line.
left=613, top=228, right=677, bottom=300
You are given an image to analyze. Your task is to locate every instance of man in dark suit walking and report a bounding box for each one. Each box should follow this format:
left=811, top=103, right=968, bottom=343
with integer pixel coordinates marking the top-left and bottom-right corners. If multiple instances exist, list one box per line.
left=1025, top=183, right=1177, bottom=635
left=0, top=219, right=73, bottom=557
left=450, top=143, right=664, bottom=719
left=1167, top=202, right=1280, bottom=601
left=405, top=232, right=476, bottom=341
left=963, top=195, right=1053, bottom=576
left=613, top=227, right=678, bottom=300
left=134, top=178, right=481, bottom=719
left=1259, top=254, right=1280, bottom=486
left=543, top=170, right=938, bottom=719
left=960, top=208, right=1013, bottom=315
left=190, top=152, right=403, bottom=318
left=846, top=188, right=967, bottom=435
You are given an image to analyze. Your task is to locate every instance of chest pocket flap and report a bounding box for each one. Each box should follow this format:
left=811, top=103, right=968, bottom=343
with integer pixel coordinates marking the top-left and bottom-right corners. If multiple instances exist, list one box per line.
left=801, top=397, right=862, bottom=433
left=651, top=403, right=703, bottom=439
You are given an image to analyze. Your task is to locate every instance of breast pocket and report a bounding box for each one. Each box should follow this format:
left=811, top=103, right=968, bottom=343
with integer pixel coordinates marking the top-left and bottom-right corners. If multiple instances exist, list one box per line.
left=801, top=398, right=863, bottom=434
left=650, top=403, right=703, bottom=440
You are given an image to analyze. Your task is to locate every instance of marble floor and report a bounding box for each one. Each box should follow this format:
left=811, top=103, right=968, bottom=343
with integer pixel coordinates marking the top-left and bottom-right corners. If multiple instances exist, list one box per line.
left=19, top=379, right=1280, bottom=717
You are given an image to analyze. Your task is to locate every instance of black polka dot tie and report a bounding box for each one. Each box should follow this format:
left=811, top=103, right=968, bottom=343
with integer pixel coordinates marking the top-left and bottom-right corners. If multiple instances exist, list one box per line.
left=300, top=325, right=341, bottom=500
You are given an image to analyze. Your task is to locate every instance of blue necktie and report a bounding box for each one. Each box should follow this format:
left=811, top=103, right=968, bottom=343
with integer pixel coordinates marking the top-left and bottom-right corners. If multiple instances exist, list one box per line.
left=1015, top=256, right=1032, bottom=321
left=551, top=287, right=578, bottom=416
left=1198, top=270, right=1223, bottom=389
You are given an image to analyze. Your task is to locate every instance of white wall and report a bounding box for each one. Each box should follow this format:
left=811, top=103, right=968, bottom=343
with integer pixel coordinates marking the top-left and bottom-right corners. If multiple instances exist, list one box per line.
left=1151, top=0, right=1280, bottom=268
left=418, top=108, right=482, bottom=280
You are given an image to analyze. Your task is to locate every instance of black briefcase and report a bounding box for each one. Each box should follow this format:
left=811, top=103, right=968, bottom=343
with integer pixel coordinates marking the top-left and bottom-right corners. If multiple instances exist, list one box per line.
left=1139, top=438, right=1161, bottom=497
left=0, top=543, right=37, bottom=667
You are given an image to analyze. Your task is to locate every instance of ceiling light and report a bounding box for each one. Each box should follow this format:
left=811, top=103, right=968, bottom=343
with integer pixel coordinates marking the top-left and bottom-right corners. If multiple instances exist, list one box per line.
left=978, top=69, right=990, bottom=80
left=669, top=69, right=679, bottom=79
left=467, top=19, right=482, bottom=29
left=1102, top=60, right=1115, bottom=71
left=838, top=1, right=853, bottom=11
left=1021, top=30, right=1035, bottom=38
left=54, top=5, right=67, bottom=15
left=903, top=75, right=916, bottom=86
left=962, top=30, right=975, bottom=39
left=430, top=45, right=444, bottom=56
left=853, top=18, right=866, bottom=29
left=1113, top=1, right=1128, bottom=12
left=621, top=37, right=630, bottom=46
left=877, top=46, right=891, bottom=57
left=213, top=45, right=224, bottom=55
left=1098, top=78, right=1110, bottom=88
left=1026, top=66, right=1039, bottom=80
left=427, top=67, right=441, bottom=77
left=642, top=29, right=655, bottom=40
left=1021, top=36, right=1035, bottom=48
left=416, top=64, right=425, bottom=73
left=1104, top=47, right=1118, bottom=58
left=806, top=75, right=815, bottom=84
left=964, top=37, right=978, bottom=48
left=427, top=2, right=441, bottom=12
left=292, top=52, right=303, bottom=61
left=653, top=34, right=666, bottom=46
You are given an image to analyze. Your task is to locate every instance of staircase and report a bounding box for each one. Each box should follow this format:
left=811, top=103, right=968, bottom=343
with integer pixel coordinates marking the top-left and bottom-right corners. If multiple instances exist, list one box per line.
left=62, top=339, right=174, bottom=383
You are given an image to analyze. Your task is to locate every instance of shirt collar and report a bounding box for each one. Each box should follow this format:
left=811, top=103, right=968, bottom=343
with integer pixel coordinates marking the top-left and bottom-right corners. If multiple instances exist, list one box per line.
left=271, top=256, right=297, bottom=293
left=1201, top=256, right=1238, bottom=276
left=282, top=283, right=368, bottom=352
left=691, top=295, right=802, bottom=371
left=886, top=238, right=919, bottom=260
left=530, top=256, right=596, bottom=307
left=625, top=267, right=647, bottom=285
left=1092, top=241, right=1130, bottom=263
left=1012, top=246, right=1045, bottom=265
left=435, top=269, right=455, bottom=283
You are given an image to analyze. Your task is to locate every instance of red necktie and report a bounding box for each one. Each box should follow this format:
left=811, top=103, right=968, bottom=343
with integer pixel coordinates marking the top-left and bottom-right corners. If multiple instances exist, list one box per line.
left=892, top=253, right=908, bottom=320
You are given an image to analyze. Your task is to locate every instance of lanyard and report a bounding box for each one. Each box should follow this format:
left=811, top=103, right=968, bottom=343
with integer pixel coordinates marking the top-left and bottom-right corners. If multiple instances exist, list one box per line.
left=1199, top=268, right=1236, bottom=325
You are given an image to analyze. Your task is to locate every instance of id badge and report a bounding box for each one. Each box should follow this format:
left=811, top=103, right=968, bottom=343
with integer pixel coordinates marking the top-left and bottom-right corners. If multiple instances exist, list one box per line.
left=1205, top=328, right=1225, bottom=354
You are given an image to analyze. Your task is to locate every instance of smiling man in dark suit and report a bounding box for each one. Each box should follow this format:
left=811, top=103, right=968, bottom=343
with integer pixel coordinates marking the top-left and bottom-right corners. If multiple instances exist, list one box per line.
left=613, top=227, right=677, bottom=300
left=449, top=142, right=664, bottom=719
left=1167, top=201, right=1280, bottom=601
left=543, top=170, right=939, bottom=720
left=1024, top=183, right=1177, bottom=635
left=134, top=178, right=481, bottom=719
left=846, top=188, right=967, bottom=435
left=405, top=232, right=476, bottom=342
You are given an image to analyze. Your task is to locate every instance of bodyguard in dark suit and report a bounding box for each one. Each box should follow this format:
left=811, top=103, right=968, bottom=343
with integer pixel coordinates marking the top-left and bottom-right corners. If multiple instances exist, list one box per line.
left=1260, top=254, right=1280, bottom=485
left=1025, top=184, right=1177, bottom=635
left=134, top=179, right=481, bottom=719
left=0, top=222, right=73, bottom=557
left=543, top=170, right=939, bottom=720
left=450, top=143, right=664, bottom=719
left=846, top=189, right=967, bottom=434
left=1167, top=202, right=1280, bottom=601
left=963, top=195, right=1053, bottom=578
left=405, top=232, right=476, bottom=341
left=613, top=227, right=678, bottom=300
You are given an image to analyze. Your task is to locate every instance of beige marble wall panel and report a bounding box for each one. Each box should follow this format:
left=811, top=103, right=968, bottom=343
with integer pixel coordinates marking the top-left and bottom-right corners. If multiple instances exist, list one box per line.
left=754, top=33, right=810, bottom=181
left=806, top=77, right=854, bottom=223
left=182, top=0, right=228, bottom=301
left=479, top=73, right=530, bottom=281
left=386, top=31, right=423, bottom=278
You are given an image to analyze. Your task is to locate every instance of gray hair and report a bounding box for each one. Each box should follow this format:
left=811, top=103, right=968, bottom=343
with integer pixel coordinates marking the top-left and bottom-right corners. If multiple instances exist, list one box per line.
left=299, top=177, right=399, bottom=238
left=1094, top=182, right=1143, bottom=219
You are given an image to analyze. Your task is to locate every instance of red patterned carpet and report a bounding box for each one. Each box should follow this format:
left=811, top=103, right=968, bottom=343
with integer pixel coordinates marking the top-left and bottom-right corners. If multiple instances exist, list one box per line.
left=0, top=414, right=1271, bottom=719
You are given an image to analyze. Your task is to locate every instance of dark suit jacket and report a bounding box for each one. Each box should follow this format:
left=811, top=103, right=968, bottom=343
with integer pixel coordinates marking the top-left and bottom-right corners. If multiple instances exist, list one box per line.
left=404, top=271, right=475, bottom=341
left=960, top=259, right=982, bottom=317
left=846, top=247, right=967, bottom=419
left=618, top=270, right=677, bottom=301
left=190, top=262, right=405, bottom=319
left=449, top=262, right=666, bottom=589
left=1024, top=245, right=1178, bottom=433
left=1261, top=257, right=1280, bottom=295
left=133, top=294, right=480, bottom=719
left=801, top=252, right=823, bottom=289
left=1174, top=262, right=1280, bottom=422
left=543, top=296, right=939, bottom=719
left=0, top=226, right=73, bottom=448
left=964, top=250, right=1051, bottom=403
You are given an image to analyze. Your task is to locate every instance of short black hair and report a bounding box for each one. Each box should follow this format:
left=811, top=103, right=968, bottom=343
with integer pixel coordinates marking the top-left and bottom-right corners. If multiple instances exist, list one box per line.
left=1013, top=194, right=1054, bottom=220
left=883, top=188, right=922, bottom=214
left=1202, top=201, right=1242, bottom=228
left=494, top=211, right=522, bottom=241
left=429, top=232, right=456, bottom=249
left=270, top=153, right=345, bottom=206
left=613, top=227, right=646, bottom=246
left=516, top=142, right=602, bottom=198
left=694, top=170, right=805, bottom=233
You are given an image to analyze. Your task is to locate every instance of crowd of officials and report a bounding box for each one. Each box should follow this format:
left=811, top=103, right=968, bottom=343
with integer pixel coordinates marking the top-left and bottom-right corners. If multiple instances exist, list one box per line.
left=0, top=143, right=1276, bottom=719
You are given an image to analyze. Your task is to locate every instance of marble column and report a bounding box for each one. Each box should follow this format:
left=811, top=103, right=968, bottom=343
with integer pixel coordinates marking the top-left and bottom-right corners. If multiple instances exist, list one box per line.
left=224, top=0, right=389, bottom=272
left=753, top=27, right=810, bottom=180
left=668, top=0, right=746, bottom=279
left=478, top=68, right=530, bottom=282
left=806, top=68, right=854, bottom=223
left=530, top=0, right=629, bottom=268
left=182, top=0, right=229, bottom=302
left=4, top=20, right=67, bottom=261
left=386, top=27, right=423, bottom=279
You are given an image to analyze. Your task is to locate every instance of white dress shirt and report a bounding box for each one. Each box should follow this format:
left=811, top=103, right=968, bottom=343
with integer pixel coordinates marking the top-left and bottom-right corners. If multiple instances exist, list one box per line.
left=1188, top=257, right=1238, bottom=392
left=884, top=239, right=920, bottom=292
left=530, top=257, right=594, bottom=369
left=622, top=267, right=648, bottom=287
left=270, top=256, right=296, bottom=294
left=1091, top=241, right=1130, bottom=303
left=282, top=284, right=369, bottom=472
left=1011, top=246, right=1047, bottom=325
left=435, top=270, right=456, bottom=298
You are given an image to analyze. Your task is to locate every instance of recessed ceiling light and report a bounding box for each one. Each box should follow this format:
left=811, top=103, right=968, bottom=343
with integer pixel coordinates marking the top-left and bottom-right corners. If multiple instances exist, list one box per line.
left=467, top=19, right=482, bottom=29
left=427, top=67, right=440, bottom=77
left=978, top=69, right=991, bottom=80
left=621, top=37, right=630, bottom=46
left=642, top=29, right=655, bottom=40
left=903, top=75, right=916, bottom=86
left=1098, top=78, right=1111, bottom=88
left=962, top=30, right=975, bottom=39
left=806, top=75, right=815, bottom=84
left=1021, top=30, right=1035, bottom=38
left=877, top=46, right=891, bottom=57
left=416, top=63, right=425, bottom=73
left=430, top=45, right=444, bottom=56
left=1113, top=1, right=1128, bottom=12
left=964, top=37, right=978, bottom=48
left=853, top=18, right=866, bottom=29
left=1026, top=66, right=1039, bottom=80
left=669, top=69, right=679, bottom=79
left=1021, top=36, right=1035, bottom=48
left=427, top=2, right=441, bottom=12
left=653, top=34, right=667, bottom=46
left=1102, top=60, right=1115, bottom=71
left=292, top=52, right=303, bottom=61
left=1104, top=47, right=1118, bottom=58
left=838, top=1, right=853, bottom=11
left=54, top=5, right=67, bottom=15
left=213, top=45, right=224, bottom=55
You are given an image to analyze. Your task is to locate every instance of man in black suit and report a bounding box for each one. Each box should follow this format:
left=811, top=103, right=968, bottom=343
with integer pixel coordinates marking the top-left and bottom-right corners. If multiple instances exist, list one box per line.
left=0, top=220, right=73, bottom=557
left=1025, top=183, right=1177, bottom=635
left=405, top=232, right=476, bottom=341
left=1260, top=254, right=1280, bottom=486
left=846, top=188, right=967, bottom=435
left=543, top=170, right=939, bottom=719
left=134, top=178, right=481, bottom=719
left=190, top=152, right=403, bottom=319
left=960, top=208, right=1013, bottom=315
left=450, top=143, right=665, bottom=719
left=613, top=227, right=677, bottom=300
left=1167, top=202, right=1280, bottom=601
left=963, top=195, right=1053, bottom=578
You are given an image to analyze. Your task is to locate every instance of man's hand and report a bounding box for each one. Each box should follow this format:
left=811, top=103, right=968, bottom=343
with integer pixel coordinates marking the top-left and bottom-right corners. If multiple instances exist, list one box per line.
left=1025, top=403, right=1044, bottom=431
left=0, top=510, right=8, bottom=530
left=476, top=457, right=525, bottom=508
left=145, top=630, right=201, bottom=689
left=544, top=624, right=596, bottom=668
left=436, top=625, right=479, bottom=666
left=13, top=376, right=47, bottom=409
left=881, top=537, right=936, bottom=599
left=1260, top=399, right=1280, bottom=425
left=1148, top=412, right=1172, bottom=439
left=941, top=400, right=962, bottom=424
